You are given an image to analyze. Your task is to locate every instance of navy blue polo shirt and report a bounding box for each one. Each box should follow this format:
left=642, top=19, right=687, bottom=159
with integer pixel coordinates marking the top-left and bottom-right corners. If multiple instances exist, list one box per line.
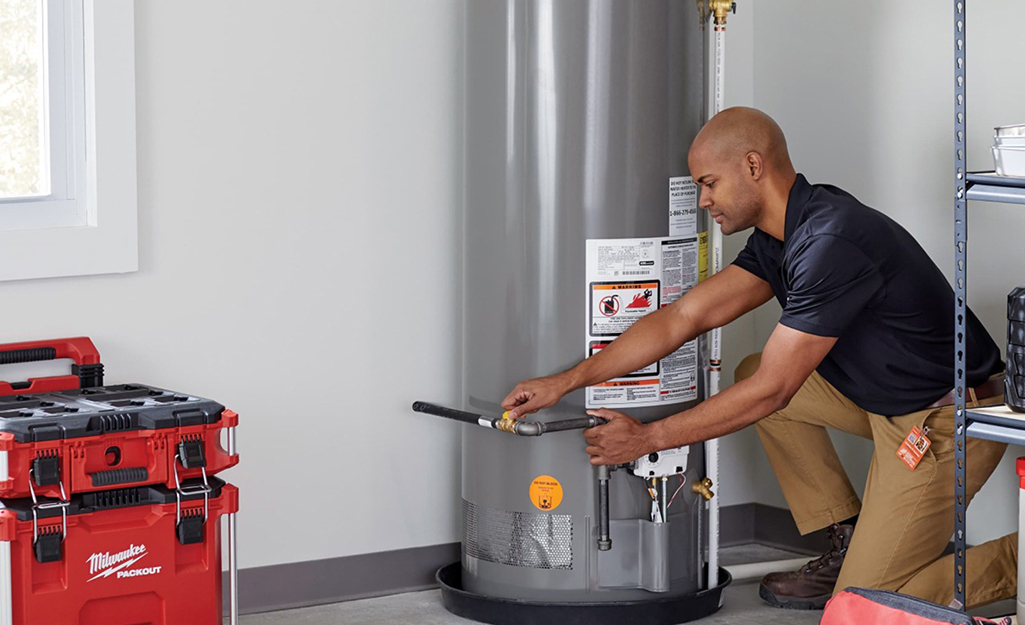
left=733, top=174, right=1002, bottom=416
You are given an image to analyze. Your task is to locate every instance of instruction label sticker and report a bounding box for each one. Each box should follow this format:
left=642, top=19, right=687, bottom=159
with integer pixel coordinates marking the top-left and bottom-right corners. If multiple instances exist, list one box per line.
left=529, top=475, right=564, bottom=511
left=585, top=237, right=700, bottom=409
left=669, top=176, right=698, bottom=236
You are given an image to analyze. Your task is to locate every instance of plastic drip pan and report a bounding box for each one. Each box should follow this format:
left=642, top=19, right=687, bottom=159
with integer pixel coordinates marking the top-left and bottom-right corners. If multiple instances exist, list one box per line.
left=436, top=563, right=732, bottom=625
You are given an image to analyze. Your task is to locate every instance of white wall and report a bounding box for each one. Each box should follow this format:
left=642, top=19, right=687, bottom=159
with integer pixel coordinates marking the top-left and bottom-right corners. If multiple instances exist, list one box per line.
left=746, top=0, right=1025, bottom=542
left=0, top=0, right=465, bottom=570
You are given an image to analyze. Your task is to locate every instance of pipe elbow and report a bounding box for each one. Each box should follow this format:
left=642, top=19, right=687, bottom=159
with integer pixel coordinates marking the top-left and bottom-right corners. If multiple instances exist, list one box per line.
left=513, top=421, right=543, bottom=437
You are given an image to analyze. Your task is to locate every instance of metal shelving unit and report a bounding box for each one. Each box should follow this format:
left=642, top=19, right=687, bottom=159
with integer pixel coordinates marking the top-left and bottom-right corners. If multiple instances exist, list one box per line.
left=952, top=4, right=1025, bottom=608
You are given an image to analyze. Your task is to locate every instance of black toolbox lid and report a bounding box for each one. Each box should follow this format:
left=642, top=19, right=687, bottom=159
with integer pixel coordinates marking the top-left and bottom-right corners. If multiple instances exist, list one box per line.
left=0, top=384, right=226, bottom=443
left=0, top=477, right=227, bottom=521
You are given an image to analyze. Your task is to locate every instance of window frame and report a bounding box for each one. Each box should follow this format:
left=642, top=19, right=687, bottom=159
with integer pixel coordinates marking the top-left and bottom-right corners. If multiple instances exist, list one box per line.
left=0, top=0, right=137, bottom=282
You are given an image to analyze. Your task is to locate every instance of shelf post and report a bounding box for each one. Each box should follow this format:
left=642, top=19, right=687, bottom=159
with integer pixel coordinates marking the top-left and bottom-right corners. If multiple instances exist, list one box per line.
left=953, top=0, right=968, bottom=610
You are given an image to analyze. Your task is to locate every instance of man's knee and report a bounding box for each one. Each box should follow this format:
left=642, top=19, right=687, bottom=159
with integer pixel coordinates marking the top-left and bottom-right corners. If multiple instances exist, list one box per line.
left=735, top=352, right=762, bottom=383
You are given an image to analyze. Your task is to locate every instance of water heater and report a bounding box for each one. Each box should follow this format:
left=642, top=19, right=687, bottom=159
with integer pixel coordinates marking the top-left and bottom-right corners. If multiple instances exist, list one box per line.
left=418, top=1, right=729, bottom=622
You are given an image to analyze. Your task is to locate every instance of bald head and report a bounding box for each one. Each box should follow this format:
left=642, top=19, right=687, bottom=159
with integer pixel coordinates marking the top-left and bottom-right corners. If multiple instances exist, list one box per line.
left=687, top=108, right=797, bottom=238
left=691, top=107, right=791, bottom=172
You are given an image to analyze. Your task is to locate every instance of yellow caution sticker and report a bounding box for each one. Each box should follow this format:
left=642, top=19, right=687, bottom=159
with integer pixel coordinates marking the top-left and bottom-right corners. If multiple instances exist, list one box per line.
left=698, top=231, right=709, bottom=282
left=529, top=475, right=563, bottom=511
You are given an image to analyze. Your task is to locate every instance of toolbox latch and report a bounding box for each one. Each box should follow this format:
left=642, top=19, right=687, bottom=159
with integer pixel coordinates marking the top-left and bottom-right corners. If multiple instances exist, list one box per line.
left=34, top=528, right=63, bottom=563
left=177, top=439, right=206, bottom=469
left=177, top=514, right=205, bottom=545
left=173, top=450, right=212, bottom=545
left=32, top=454, right=61, bottom=486
left=28, top=469, right=69, bottom=564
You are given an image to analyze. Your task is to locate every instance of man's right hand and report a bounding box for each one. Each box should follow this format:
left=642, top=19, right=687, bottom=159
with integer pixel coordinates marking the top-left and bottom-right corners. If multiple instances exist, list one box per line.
left=501, top=373, right=575, bottom=419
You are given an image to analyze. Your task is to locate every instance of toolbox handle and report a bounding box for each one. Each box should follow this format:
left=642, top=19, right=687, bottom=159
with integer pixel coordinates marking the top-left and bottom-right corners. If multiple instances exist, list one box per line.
left=0, top=337, right=103, bottom=396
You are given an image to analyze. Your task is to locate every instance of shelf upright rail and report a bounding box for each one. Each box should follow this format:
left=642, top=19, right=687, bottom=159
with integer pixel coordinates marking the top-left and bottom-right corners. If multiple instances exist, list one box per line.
left=953, top=0, right=969, bottom=610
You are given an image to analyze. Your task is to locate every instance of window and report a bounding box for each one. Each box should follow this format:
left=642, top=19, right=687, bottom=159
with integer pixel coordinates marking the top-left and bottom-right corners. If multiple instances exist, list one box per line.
left=0, top=0, right=136, bottom=281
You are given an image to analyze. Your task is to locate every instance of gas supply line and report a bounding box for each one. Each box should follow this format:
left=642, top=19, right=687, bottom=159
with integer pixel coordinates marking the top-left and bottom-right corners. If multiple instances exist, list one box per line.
left=413, top=401, right=623, bottom=553
left=411, top=401, right=607, bottom=437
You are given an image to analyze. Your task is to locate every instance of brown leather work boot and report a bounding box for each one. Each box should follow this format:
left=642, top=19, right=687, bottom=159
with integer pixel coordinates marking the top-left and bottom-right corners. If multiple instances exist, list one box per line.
left=758, top=523, right=854, bottom=610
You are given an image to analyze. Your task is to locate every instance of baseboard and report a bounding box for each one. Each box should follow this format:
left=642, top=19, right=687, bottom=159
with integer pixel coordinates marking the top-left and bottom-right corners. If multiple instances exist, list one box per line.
left=225, top=542, right=460, bottom=615
left=231, top=503, right=816, bottom=615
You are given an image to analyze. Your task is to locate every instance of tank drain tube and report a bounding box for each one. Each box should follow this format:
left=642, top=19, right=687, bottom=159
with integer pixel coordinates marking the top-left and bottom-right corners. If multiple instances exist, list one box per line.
left=411, top=401, right=605, bottom=436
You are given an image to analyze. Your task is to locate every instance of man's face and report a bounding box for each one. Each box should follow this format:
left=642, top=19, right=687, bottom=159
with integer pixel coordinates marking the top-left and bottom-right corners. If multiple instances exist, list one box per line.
left=688, top=147, right=763, bottom=236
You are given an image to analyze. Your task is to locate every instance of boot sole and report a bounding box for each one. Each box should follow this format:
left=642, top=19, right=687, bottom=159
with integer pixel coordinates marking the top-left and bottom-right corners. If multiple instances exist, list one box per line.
left=758, top=584, right=830, bottom=610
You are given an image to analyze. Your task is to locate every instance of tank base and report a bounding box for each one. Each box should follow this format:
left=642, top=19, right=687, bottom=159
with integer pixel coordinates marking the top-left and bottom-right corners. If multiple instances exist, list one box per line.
left=436, top=563, right=732, bottom=625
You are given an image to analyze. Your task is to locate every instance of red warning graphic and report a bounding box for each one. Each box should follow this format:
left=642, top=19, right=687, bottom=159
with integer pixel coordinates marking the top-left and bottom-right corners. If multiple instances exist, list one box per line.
left=599, top=295, right=620, bottom=317
left=626, top=289, right=653, bottom=310
left=589, top=281, right=660, bottom=337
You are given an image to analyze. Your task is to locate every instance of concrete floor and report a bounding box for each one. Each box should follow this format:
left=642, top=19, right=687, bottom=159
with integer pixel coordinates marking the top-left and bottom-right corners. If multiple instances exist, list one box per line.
left=228, top=544, right=1017, bottom=625
left=232, top=545, right=821, bottom=625
left=233, top=580, right=820, bottom=625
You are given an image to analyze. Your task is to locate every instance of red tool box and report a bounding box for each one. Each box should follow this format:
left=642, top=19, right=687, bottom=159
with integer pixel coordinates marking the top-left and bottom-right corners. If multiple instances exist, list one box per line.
left=0, top=477, right=238, bottom=625
left=0, top=337, right=241, bottom=625
left=0, top=383, right=239, bottom=500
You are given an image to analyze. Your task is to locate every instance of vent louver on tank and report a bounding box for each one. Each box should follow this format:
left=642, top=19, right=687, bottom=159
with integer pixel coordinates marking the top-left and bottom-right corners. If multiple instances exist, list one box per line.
left=462, top=500, right=573, bottom=571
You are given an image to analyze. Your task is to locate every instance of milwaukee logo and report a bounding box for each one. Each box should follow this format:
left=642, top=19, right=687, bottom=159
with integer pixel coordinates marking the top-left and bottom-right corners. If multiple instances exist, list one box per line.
left=86, top=544, right=162, bottom=582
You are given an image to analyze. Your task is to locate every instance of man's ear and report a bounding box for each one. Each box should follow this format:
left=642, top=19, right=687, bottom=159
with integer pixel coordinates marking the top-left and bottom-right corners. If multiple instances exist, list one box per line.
left=746, top=152, right=763, bottom=180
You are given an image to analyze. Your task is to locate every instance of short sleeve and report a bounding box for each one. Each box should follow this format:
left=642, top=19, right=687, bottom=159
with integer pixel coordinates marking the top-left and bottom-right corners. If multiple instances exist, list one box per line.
left=731, top=232, right=768, bottom=281
left=779, top=235, right=883, bottom=337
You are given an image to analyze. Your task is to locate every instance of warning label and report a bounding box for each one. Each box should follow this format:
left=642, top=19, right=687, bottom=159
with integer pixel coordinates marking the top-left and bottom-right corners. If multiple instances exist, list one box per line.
left=669, top=176, right=698, bottom=237
left=529, top=475, right=564, bottom=511
left=590, top=282, right=660, bottom=336
left=584, top=237, right=700, bottom=409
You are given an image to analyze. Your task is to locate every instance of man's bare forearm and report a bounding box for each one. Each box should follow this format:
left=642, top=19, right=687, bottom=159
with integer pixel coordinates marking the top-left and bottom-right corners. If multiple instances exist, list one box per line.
left=560, top=304, right=695, bottom=392
left=645, top=375, right=785, bottom=451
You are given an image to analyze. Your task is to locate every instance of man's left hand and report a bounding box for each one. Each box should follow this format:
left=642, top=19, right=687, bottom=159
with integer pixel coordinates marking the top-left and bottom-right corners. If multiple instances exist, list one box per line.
left=583, top=408, right=653, bottom=465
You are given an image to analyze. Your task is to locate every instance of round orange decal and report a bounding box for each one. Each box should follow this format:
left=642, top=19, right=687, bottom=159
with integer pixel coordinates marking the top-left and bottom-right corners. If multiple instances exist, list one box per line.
left=529, top=475, right=563, bottom=511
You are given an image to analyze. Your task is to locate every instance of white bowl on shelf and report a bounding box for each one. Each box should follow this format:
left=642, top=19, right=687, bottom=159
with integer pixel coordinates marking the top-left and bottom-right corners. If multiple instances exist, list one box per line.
left=996, top=124, right=1025, bottom=137
left=995, top=135, right=1025, bottom=148
left=992, top=145, right=1025, bottom=177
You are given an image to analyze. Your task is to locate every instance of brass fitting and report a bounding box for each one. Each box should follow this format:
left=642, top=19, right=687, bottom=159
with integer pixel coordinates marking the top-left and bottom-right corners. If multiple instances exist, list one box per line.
left=692, top=477, right=715, bottom=501
left=496, top=418, right=516, bottom=434
left=709, top=0, right=735, bottom=27
left=696, top=0, right=709, bottom=29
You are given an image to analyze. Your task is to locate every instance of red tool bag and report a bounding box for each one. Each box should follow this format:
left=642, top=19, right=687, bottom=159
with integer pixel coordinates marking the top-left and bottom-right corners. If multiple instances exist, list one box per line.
left=0, top=477, right=238, bottom=625
left=823, top=588, right=1011, bottom=625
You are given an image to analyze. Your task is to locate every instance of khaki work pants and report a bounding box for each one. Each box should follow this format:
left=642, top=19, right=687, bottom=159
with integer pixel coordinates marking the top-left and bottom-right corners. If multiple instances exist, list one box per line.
left=737, top=353, right=1017, bottom=608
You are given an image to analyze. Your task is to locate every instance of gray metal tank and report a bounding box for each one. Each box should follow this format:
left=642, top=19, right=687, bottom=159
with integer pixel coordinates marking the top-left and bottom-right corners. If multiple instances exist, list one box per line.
left=463, top=0, right=708, bottom=603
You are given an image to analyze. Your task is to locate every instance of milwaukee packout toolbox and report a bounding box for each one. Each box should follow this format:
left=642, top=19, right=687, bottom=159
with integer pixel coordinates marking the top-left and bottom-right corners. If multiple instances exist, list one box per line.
left=0, top=477, right=238, bottom=625
left=0, top=383, right=239, bottom=499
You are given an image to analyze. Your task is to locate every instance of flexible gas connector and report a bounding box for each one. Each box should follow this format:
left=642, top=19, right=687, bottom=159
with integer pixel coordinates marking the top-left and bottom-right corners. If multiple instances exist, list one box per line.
left=692, top=477, right=715, bottom=501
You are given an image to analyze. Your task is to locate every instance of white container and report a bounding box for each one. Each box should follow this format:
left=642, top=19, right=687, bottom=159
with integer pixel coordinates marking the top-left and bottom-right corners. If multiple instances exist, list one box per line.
left=996, top=124, right=1025, bottom=137
left=995, top=135, right=1025, bottom=148
left=992, top=145, right=1025, bottom=177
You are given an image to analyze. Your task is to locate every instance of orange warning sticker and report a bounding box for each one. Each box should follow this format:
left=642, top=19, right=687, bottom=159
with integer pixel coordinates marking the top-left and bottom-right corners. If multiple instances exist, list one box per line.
left=529, top=475, right=564, bottom=511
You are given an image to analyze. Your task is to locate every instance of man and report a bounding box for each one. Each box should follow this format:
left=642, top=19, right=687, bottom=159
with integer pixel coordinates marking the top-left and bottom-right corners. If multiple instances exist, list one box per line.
left=501, top=107, right=1017, bottom=610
